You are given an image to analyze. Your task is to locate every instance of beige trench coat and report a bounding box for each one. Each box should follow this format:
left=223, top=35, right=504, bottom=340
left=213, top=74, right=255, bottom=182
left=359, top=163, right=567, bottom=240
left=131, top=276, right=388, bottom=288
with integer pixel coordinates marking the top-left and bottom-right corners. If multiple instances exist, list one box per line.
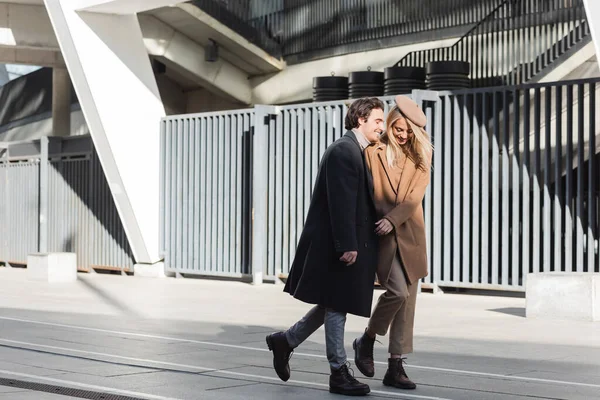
left=364, top=144, right=430, bottom=285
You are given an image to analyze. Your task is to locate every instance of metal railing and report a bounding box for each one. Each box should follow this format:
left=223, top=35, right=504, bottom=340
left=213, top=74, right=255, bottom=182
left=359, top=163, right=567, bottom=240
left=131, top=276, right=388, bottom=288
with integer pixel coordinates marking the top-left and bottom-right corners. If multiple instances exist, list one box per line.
left=426, top=80, right=598, bottom=289
left=0, top=136, right=135, bottom=272
left=397, top=0, right=591, bottom=87
left=189, top=0, right=503, bottom=59
left=160, top=77, right=599, bottom=290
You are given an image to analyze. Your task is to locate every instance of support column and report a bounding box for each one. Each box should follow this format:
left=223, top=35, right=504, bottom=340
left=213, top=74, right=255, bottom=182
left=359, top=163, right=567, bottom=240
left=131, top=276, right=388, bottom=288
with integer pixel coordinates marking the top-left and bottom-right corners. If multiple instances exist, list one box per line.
left=44, top=0, right=166, bottom=264
left=52, top=68, right=72, bottom=137
left=584, top=0, right=600, bottom=69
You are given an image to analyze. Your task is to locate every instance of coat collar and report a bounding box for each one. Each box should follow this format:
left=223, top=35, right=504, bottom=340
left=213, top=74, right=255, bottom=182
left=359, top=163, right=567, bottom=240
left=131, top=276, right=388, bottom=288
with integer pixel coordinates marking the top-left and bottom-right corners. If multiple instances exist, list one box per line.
left=344, top=130, right=361, bottom=151
left=374, top=144, right=420, bottom=202
left=346, top=131, right=376, bottom=206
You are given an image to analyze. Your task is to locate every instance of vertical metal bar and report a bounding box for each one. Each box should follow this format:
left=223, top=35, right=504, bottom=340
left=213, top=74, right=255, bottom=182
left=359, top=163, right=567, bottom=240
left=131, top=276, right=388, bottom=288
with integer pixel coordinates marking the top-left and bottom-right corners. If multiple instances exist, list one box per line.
left=39, top=137, right=48, bottom=254
left=554, top=85, right=563, bottom=272
left=274, top=111, right=284, bottom=277
left=223, top=115, right=231, bottom=273
left=470, top=99, right=480, bottom=284
left=432, top=96, right=442, bottom=287
left=491, top=90, right=500, bottom=285
left=453, top=96, right=461, bottom=283
left=164, top=121, right=172, bottom=270
left=210, top=116, right=219, bottom=273
left=296, top=109, right=305, bottom=246
left=199, top=117, right=208, bottom=272
left=252, top=105, right=275, bottom=284
left=289, top=109, right=298, bottom=274
left=565, top=85, right=574, bottom=271
left=311, top=107, right=319, bottom=193
left=267, top=112, right=276, bottom=277
left=216, top=115, right=226, bottom=273
left=501, top=90, right=510, bottom=286
left=522, top=87, right=531, bottom=283
left=193, top=118, right=201, bottom=273
left=462, top=94, right=471, bottom=285
left=281, top=109, right=291, bottom=277
left=512, top=89, right=521, bottom=287
left=175, top=120, right=184, bottom=271
left=239, top=113, right=249, bottom=273
left=481, top=92, right=490, bottom=285
left=576, top=84, right=585, bottom=270
left=181, top=119, right=190, bottom=273
left=443, top=95, right=452, bottom=283
left=159, top=121, right=166, bottom=259
left=205, top=117, right=214, bottom=273
left=587, top=83, right=597, bottom=273
left=304, top=108, right=312, bottom=221
left=543, top=86, right=553, bottom=272
left=216, top=116, right=225, bottom=273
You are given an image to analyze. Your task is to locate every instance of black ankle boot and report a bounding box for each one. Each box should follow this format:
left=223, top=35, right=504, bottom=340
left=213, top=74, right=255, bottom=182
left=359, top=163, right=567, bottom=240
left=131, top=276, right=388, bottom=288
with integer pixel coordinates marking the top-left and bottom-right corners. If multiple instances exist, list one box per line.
left=329, top=363, right=370, bottom=396
left=266, top=332, right=293, bottom=382
left=353, top=331, right=375, bottom=377
left=383, top=358, right=417, bottom=390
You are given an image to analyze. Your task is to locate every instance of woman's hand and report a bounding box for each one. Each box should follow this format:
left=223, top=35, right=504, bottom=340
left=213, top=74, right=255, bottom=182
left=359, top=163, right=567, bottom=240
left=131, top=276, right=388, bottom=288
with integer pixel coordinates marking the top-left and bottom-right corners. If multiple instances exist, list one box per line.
left=375, top=219, right=394, bottom=236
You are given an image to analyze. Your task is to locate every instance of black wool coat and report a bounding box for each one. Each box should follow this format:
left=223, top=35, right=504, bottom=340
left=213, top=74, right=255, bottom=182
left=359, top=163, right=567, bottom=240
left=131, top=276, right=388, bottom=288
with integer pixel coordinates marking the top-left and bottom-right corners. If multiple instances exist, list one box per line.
left=284, top=131, right=378, bottom=317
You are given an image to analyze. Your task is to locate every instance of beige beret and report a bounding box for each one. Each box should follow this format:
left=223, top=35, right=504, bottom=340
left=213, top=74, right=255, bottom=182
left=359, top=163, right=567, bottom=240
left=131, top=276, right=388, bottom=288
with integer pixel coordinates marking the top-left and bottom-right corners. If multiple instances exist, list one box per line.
left=394, top=95, right=427, bottom=128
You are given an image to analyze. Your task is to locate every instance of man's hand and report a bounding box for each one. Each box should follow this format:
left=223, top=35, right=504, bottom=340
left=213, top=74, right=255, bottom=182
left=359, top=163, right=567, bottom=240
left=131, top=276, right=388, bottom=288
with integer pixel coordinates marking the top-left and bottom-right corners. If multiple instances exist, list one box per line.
left=339, top=251, right=358, bottom=266
left=375, top=219, right=394, bottom=236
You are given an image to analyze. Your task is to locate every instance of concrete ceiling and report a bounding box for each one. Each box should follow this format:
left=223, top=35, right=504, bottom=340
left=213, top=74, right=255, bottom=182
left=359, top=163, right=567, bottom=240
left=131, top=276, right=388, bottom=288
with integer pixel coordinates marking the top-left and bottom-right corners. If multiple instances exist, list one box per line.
left=145, top=3, right=284, bottom=76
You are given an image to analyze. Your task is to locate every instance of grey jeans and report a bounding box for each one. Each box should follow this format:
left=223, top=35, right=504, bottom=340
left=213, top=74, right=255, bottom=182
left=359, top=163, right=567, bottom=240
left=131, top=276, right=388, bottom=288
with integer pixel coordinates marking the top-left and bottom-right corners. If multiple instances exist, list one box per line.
left=285, top=305, right=347, bottom=370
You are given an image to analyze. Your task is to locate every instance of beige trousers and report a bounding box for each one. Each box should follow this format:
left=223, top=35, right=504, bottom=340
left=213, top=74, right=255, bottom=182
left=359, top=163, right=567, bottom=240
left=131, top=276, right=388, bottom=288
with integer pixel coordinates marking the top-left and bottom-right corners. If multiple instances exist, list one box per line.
left=368, top=253, right=418, bottom=355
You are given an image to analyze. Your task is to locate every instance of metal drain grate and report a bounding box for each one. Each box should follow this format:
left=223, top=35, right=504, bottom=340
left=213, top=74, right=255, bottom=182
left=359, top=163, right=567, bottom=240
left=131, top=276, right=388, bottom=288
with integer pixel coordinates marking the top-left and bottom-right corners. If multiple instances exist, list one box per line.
left=0, top=377, right=146, bottom=399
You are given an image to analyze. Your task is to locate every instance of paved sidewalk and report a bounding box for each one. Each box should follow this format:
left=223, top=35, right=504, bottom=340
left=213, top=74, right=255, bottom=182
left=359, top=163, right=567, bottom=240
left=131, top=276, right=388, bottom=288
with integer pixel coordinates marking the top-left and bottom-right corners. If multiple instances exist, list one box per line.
left=0, top=267, right=598, bottom=399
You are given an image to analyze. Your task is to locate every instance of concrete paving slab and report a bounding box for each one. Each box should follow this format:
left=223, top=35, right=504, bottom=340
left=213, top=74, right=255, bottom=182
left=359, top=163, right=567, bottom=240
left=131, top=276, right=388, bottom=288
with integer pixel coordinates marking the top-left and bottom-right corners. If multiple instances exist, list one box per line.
left=0, top=268, right=598, bottom=400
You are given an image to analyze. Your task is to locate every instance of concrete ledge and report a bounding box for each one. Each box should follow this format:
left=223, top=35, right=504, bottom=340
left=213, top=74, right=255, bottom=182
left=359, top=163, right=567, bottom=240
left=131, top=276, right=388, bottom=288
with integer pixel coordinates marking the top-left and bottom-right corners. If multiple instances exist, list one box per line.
left=27, top=253, right=77, bottom=283
left=134, top=262, right=165, bottom=278
left=526, top=272, right=600, bottom=322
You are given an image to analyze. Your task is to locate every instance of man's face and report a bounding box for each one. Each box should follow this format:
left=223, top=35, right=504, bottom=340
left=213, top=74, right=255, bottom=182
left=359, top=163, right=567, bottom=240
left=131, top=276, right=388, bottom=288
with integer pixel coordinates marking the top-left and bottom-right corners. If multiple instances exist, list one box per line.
left=358, top=108, right=385, bottom=143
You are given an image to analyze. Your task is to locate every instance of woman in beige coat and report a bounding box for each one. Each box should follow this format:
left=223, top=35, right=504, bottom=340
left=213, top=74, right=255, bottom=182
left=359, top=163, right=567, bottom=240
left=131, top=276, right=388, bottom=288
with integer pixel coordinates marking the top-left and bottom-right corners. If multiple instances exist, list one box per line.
left=353, top=95, right=433, bottom=390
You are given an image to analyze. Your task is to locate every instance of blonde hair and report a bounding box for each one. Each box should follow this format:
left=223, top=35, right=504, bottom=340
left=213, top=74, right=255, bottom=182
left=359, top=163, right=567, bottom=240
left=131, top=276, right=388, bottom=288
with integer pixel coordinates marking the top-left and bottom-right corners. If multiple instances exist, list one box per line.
left=380, top=106, right=433, bottom=171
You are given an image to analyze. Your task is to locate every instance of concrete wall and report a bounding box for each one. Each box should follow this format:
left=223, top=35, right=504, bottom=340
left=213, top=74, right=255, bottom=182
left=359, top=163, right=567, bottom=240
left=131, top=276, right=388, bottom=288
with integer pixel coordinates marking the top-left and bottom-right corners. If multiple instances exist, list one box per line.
left=0, top=108, right=87, bottom=142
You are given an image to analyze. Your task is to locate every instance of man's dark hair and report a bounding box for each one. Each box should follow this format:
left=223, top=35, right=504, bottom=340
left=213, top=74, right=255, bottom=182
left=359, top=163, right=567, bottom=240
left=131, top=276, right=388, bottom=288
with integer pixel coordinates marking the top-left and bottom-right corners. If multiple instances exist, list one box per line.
left=344, top=97, right=385, bottom=130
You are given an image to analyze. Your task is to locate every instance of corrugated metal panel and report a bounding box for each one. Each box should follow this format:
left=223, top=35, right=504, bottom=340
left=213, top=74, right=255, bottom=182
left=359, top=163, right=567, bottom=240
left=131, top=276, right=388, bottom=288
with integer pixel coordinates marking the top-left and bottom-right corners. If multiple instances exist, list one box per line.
left=46, top=154, right=134, bottom=272
left=160, top=110, right=253, bottom=276
left=86, top=150, right=135, bottom=271
left=5, top=161, right=40, bottom=264
left=0, top=150, right=7, bottom=263
left=0, top=136, right=134, bottom=271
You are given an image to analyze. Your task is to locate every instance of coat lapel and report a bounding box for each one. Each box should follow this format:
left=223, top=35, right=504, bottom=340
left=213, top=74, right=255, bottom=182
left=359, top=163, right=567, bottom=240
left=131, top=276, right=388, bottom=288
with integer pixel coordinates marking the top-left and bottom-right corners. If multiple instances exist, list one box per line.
left=398, top=158, right=419, bottom=202
left=377, top=150, right=398, bottom=196
left=345, top=131, right=375, bottom=206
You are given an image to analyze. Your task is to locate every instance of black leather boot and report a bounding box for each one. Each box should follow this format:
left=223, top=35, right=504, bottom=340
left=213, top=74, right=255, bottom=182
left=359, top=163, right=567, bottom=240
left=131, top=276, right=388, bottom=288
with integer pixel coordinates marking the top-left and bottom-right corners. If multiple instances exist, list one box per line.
left=266, top=332, right=293, bottom=382
left=329, top=363, right=370, bottom=396
left=353, top=331, right=375, bottom=377
left=383, top=358, right=417, bottom=390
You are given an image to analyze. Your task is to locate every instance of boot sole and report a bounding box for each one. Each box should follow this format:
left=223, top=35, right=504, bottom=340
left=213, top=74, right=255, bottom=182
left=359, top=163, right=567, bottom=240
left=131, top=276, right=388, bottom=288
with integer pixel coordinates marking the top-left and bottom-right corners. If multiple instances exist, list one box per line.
left=352, top=339, right=375, bottom=378
left=329, top=386, right=371, bottom=396
left=265, top=335, right=290, bottom=382
left=382, top=379, right=417, bottom=390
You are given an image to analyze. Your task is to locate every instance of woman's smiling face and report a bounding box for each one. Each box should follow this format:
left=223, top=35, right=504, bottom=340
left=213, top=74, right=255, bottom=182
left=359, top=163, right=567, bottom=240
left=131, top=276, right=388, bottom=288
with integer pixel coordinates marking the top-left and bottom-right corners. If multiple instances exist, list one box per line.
left=392, top=117, right=413, bottom=146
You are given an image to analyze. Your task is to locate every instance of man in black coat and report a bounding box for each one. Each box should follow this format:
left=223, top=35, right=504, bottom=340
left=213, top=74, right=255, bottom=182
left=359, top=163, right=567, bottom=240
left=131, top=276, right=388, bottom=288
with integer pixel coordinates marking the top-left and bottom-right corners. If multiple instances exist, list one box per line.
left=266, top=97, right=384, bottom=396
